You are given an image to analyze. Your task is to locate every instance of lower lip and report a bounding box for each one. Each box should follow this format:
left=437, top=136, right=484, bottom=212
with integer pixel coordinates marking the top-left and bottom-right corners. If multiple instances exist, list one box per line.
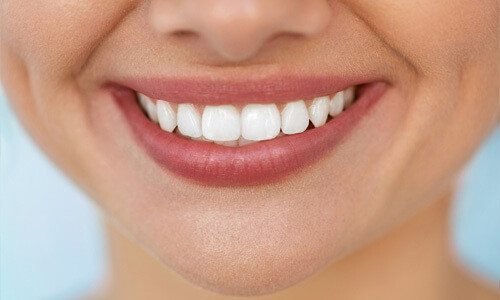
left=113, top=82, right=387, bottom=186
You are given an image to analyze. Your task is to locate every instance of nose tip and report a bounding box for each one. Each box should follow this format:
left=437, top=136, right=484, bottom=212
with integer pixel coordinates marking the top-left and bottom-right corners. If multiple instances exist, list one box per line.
left=149, top=0, right=331, bottom=62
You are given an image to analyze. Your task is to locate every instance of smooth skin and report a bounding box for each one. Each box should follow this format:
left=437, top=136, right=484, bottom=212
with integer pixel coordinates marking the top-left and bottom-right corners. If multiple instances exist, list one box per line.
left=1, top=1, right=499, bottom=299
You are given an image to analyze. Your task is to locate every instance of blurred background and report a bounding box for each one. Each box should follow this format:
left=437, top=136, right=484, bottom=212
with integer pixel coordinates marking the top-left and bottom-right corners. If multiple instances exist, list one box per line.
left=1, top=88, right=499, bottom=300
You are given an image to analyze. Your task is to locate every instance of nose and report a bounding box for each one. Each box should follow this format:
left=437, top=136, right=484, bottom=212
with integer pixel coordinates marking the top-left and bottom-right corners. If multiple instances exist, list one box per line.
left=149, top=0, right=331, bottom=62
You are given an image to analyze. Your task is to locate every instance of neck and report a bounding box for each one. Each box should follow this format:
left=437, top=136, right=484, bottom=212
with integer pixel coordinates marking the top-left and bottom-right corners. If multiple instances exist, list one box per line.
left=93, top=188, right=491, bottom=300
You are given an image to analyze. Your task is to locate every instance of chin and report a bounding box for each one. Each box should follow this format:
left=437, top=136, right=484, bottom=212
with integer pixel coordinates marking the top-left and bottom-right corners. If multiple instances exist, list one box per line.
left=151, top=229, right=336, bottom=296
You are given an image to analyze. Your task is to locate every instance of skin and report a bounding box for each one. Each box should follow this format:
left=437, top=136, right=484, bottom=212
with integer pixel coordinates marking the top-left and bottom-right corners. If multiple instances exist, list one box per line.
left=1, top=0, right=499, bottom=299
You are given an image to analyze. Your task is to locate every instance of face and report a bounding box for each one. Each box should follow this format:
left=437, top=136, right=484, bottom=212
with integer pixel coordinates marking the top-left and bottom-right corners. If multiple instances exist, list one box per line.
left=1, top=0, right=498, bottom=296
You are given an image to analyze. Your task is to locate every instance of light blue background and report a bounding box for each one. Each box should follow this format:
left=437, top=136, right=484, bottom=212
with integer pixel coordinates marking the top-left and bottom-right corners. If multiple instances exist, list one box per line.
left=0, top=92, right=108, bottom=299
left=1, top=89, right=499, bottom=299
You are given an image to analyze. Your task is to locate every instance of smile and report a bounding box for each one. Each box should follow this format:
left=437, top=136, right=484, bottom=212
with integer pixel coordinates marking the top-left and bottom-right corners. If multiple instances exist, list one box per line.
left=138, top=86, right=357, bottom=146
left=112, top=77, right=387, bottom=185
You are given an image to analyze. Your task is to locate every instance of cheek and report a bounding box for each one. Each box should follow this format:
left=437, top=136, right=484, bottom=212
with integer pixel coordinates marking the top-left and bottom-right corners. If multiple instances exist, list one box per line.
left=345, top=0, right=499, bottom=205
left=349, top=0, right=498, bottom=73
left=0, top=0, right=136, bottom=76
left=380, top=52, right=499, bottom=233
left=0, top=0, right=140, bottom=188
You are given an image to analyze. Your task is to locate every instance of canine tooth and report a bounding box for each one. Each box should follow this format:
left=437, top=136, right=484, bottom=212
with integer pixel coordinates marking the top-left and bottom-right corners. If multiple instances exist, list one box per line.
left=138, top=94, right=158, bottom=123
left=343, top=86, right=355, bottom=108
left=281, top=100, right=309, bottom=135
left=177, top=104, right=202, bottom=138
left=202, top=105, right=240, bottom=141
left=241, top=104, right=280, bottom=141
left=157, top=100, right=177, bottom=132
left=138, top=93, right=148, bottom=110
left=329, top=92, right=344, bottom=117
left=308, top=96, right=329, bottom=127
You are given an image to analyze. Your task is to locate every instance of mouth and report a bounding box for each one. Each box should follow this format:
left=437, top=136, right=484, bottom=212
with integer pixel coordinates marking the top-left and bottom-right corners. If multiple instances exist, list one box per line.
left=111, top=77, right=387, bottom=186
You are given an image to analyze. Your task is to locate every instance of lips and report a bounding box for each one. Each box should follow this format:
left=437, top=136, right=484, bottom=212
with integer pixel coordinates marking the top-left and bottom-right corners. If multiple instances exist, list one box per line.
left=111, top=79, right=387, bottom=186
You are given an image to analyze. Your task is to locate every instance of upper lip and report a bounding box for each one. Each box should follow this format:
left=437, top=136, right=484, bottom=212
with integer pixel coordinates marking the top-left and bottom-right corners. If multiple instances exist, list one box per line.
left=112, top=74, right=378, bottom=105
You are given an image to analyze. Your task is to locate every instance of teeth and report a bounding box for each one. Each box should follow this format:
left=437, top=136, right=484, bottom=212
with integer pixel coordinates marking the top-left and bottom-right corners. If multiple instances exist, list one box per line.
left=215, top=140, right=238, bottom=147
left=137, top=85, right=358, bottom=146
left=241, top=104, right=281, bottom=141
left=157, top=100, right=177, bottom=132
left=343, top=86, right=356, bottom=108
left=308, top=96, right=329, bottom=128
left=237, top=137, right=256, bottom=146
left=191, top=135, right=212, bottom=142
left=202, top=105, right=241, bottom=141
left=281, top=100, right=310, bottom=135
left=138, top=94, right=159, bottom=124
left=177, top=104, right=202, bottom=138
left=329, top=91, right=345, bottom=117
left=138, top=93, right=148, bottom=108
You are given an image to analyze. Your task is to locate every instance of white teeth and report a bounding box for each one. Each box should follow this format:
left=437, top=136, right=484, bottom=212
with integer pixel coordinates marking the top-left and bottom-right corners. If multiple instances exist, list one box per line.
left=281, top=100, right=310, bottom=135
left=138, top=85, right=358, bottom=146
left=308, top=96, right=329, bottom=128
left=139, top=94, right=158, bottom=124
left=156, top=100, right=177, bottom=132
left=237, top=137, right=256, bottom=146
left=343, top=86, right=355, bottom=108
left=202, top=105, right=240, bottom=141
left=177, top=104, right=202, bottom=138
left=241, top=104, right=281, bottom=141
left=191, top=135, right=212, bottom=142
left=329, top=92, right=345, bottom=117
left=215, top=140, right=238, bottom=147
left=138, top=93, right=148, bottom=109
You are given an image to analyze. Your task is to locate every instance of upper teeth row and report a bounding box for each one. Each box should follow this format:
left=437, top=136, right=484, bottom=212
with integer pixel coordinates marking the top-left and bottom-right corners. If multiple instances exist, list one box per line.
left=138, top=87, right=356, bottom=145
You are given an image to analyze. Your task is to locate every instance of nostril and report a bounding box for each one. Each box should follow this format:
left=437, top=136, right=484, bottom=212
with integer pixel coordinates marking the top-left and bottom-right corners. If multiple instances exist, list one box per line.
left=148, top=0, right=332, bottom=62
left=171, top=30, right=198, bottom=39
left=267, top=32, right=304, bottom=44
